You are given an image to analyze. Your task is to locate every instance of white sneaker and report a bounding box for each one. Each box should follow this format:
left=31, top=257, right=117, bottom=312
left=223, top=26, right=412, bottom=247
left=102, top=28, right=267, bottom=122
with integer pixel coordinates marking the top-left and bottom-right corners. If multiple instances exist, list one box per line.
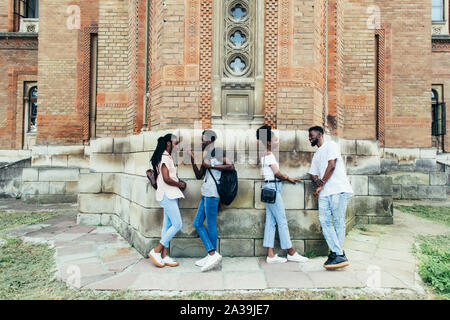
left=162, top=255, right=179, bottom=267
left=148, top=249, right=164, bottom=268
left=201, top=252, right=222, bottom=272
left=266, top=254, right=287, bottom=264
left=195, top=255, right=209, bottom=267
left=287, top=252, right=309, bottom=263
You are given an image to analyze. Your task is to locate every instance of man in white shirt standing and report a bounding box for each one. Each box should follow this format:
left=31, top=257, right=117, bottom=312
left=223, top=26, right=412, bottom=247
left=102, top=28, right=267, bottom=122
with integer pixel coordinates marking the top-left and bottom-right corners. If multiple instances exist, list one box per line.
left=308, top=126, right=353, bottom=270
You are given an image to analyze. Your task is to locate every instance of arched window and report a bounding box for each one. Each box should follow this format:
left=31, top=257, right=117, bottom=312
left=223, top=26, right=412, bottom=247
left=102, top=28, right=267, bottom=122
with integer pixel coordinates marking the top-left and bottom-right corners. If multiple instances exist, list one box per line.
left=28, top=86, right=37, bottom=132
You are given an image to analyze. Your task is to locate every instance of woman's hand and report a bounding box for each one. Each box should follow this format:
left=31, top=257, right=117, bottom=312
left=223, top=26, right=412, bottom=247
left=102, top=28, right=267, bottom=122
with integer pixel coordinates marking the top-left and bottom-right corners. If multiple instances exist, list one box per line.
left=178, top=181, right=187, bottom=190
left=287, top=177, right=302, bottom=184
left=314, top=186, right=322, bottom=198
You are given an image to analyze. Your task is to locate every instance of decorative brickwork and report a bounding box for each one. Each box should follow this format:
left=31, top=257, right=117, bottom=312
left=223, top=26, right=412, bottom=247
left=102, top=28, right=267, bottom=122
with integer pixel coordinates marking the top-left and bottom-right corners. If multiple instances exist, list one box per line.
left=199, top=0, right=213, bottom=129
left=375, top=29, right=385, bottom=147
left=77, top=26, right=98, bottom=141
left=264, top=0, right=278, bottom=128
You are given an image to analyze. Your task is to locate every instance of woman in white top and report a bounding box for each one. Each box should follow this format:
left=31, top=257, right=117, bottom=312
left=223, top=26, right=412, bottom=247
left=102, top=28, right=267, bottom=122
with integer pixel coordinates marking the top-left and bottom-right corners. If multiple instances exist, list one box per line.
left=147, top=134, right=186, bottom=268
left=257, top=125, right=309, bottom=264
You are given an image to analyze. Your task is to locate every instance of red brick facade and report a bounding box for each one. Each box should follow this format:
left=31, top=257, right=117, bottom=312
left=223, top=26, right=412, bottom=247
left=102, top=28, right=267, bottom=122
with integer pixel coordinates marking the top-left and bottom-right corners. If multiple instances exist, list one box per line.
left=0, top=0, right=449, bottom=149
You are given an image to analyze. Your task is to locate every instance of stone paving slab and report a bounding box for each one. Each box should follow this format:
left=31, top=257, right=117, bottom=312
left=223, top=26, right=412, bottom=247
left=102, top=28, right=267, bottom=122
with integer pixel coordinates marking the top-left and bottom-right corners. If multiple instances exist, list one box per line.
left=3, top=200, right=450, bottom=293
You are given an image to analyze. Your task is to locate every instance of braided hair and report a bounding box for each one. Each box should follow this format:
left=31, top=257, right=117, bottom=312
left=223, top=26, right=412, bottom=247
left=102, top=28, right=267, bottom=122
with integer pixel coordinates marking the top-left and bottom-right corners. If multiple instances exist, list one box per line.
left=150, top=133, right=177, bottom=178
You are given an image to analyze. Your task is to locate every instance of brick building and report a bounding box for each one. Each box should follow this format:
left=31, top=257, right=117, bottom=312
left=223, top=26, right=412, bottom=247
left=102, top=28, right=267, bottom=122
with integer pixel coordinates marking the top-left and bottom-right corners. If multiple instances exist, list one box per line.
left=0, top=0, right=448, bottom=150
left=0, top=1, right=449, bottom=257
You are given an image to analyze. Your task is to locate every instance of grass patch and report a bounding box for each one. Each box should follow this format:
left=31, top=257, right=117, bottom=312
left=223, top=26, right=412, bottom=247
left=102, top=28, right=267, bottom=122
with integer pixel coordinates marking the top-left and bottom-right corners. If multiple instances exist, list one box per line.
left=396, top=205, right=450, bottom=226
left=413, top=234, right=450, bottom=300
left=0, top=211, right=64, bottom=234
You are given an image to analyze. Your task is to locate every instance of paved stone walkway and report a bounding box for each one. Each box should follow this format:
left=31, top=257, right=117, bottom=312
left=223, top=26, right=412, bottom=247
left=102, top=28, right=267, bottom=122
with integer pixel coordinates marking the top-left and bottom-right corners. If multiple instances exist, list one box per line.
left=3, top=200, right=449, bottom=292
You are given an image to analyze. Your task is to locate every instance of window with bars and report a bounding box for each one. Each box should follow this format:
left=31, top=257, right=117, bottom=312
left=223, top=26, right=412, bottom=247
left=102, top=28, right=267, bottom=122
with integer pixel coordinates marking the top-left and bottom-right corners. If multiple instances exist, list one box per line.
left=431, top=87, right=446, bottom=136
left=13, top=0, right=39, bottom=32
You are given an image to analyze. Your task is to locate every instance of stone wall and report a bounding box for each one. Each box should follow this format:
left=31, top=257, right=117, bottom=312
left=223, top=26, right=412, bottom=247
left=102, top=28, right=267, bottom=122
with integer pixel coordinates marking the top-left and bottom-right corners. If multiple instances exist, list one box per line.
left=0, top=158, right=30, bottom=198
left=76, top=129, right=395, bottom=258
left=381, top=148, right=448, bottom=200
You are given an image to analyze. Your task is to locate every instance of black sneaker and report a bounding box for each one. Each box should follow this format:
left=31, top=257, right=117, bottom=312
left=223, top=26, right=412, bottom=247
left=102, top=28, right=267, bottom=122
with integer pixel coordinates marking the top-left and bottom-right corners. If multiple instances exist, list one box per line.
left=324, top=252, right=349, bottom=270
left=323, top=252, right=337, bottom=266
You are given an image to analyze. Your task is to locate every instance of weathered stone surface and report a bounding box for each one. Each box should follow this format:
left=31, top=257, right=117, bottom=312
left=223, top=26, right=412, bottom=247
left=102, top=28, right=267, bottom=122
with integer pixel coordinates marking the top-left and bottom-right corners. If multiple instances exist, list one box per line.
left=22, top=182, right=49, bottom=195
left=129, top=134, right=144, bottom=153
left=78, top=173, right=102, bottom=193
left=255, top=181, right=304, bottom=210
left=348, top=175, right=368, bottom=196
left=347, top=196, right=393, bottom=217
left=388, top=172, right=429, bottom=186
left=402, top=185, right=420, bottom=199
left=47, top=146, right=85, bottom=156
left=102, top=173, right=115, bottom=193
left=224, top=180, right=254, bottom=209
left=130, top=229, right=159, bottom=257
left=368, top=176, right=393, bottom=196
left=338, top=139, right=357, bottom=155
left=39, top=168, right=79, bottom=182
left=295, top=130, right=317, bottom=152
left=368, top=216, right=393, bottom=225
left=77, top=213, right=102, bottom=226
left=277, top=130, right=296, bottom=152
left=430, top=172, right=446, bottom=186
left=383, top=148, right=420, bottom=164
left=304, top=180, right=318, bottom=210
left=392, top=185, right=402, bottom=199
left=78, top=193, right=116, bottom=214
left=304, top=240, right=328, bottom=256
left=31, top=155, right=52, bottom=167
left=67, top=155, right=90, bottom=169
left=115, top=196, right=131, bottom=224
left=90, top=153, right=124, bottom=173
left=220, top=239, right=255, bottom=257
left=114, top=137, right=132, bottom=153
left=419, top=148, right=437, bottom=159
left=49, top=182, right=65, bottom=194
left=232, top=162, right=261, bottom=180
left=22, top=168, right=38, bottom=182
left=278, top=152, right=314, bottom=179
left=51, top=155, right=68, bottom=167
left=22, top=194, right=77, bottom=204
left=285, top=210, right=322, bottom=239
left=355, top=216, right=369, bottom=224
left=90, top=138, right=113, bottom=153
left=356, top=140, right=380, bottom=156
left=345, top=156, right=381, bottom=175
left=100, top=214, right=114, bottom=226
left=178, top=179, right=202, bottom=209
left=133, top=152, right=151, bottom=176
left=415, top=159, right=437, bottom=173
left=418, top=185, right=446, bottom=200
left=218, top=209, right=265, bottom=238
left=170, top=238, right=207, bottom=258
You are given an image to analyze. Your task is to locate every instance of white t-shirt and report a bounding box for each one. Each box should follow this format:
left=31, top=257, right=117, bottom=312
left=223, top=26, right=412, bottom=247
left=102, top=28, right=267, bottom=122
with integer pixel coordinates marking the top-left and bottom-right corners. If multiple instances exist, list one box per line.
left=261, top=153, right=278, bottom=181
left=308, top=141, right=353, bottom=197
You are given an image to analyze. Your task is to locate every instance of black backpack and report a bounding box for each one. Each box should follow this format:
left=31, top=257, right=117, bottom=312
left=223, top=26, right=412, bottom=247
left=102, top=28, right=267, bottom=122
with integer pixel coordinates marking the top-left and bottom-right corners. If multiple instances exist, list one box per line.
left=207, top=167, right=238, bottom=206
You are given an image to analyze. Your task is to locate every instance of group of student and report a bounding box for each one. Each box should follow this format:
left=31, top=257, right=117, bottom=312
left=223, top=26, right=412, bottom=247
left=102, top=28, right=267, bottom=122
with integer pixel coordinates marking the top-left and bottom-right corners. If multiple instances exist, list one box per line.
left=147, top=125, right=354, bottom=272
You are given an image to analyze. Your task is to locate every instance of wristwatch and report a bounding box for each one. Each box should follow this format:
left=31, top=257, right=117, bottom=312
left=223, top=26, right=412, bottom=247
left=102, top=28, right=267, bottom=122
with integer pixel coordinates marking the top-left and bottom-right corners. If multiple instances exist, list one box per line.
left=211, top=163, right=215, bottom=168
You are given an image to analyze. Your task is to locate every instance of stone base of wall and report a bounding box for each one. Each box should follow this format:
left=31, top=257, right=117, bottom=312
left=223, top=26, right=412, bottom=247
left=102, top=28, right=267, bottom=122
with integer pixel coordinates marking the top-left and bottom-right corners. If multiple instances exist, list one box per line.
left=0, top=158, right=31, bottom=198
left=75, top=129, right=396, bottom=258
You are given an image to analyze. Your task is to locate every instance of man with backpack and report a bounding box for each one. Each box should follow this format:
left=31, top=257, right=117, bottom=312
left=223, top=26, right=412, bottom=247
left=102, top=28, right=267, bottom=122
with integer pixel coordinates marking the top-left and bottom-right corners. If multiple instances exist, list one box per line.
left=190, top=130, right=235, bottom=272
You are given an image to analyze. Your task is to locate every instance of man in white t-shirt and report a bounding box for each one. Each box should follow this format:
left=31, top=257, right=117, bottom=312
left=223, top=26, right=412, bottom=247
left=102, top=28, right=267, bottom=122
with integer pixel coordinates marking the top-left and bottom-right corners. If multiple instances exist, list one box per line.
left=308, top=126, right=353, bottom=270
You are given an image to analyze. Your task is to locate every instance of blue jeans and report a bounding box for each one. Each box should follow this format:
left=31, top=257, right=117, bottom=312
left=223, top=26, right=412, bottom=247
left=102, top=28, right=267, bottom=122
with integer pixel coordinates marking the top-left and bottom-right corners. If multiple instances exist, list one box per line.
left=159, top=194, right=183, bottom=247
left=193, top=196, right=220, bottom=253
left=318, top=192, right=352, bottom=255
left=263, top=182, right=293, bottom=250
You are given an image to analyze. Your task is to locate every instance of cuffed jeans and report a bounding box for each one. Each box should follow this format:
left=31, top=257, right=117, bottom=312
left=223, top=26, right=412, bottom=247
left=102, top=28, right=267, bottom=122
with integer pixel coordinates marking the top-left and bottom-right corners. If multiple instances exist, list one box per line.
left=159, top=194, right=182, bottom=247
left=193, top=196, right=220, bottom=253
left=263, top=182, right=293, bottom=250
left=318, top=192, right=352, bottom=255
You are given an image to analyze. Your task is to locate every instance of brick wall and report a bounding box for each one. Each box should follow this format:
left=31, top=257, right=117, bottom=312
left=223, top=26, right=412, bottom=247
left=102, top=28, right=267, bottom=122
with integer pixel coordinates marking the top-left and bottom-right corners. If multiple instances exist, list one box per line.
left=0, top=0, right=10, bottom=32
left=276, top=0, right=326, bottom=130
left=37, top=0, right=99, bottom=145
left=0, top=36, right=38, bottom=149
left=342, top=0, right=376, bottom=140
left=148, top=0, right=201, bottom=131
left=380, top=0, right=432, bottom=148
